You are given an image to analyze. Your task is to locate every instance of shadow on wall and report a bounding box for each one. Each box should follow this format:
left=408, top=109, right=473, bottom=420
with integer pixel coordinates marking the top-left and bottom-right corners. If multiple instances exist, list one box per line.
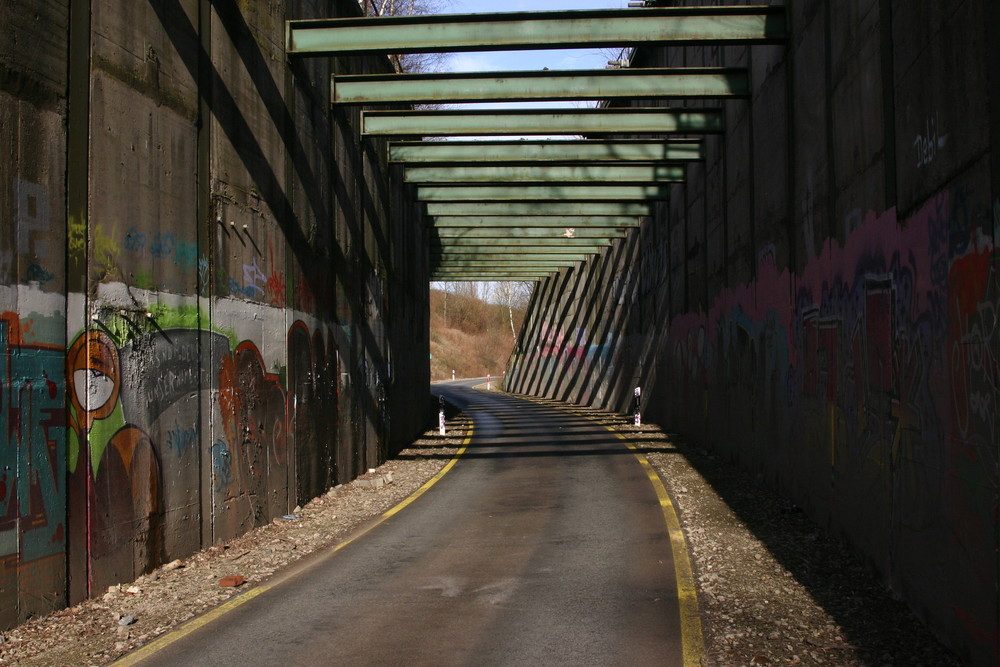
left=509, top=191, right=999, bottom=663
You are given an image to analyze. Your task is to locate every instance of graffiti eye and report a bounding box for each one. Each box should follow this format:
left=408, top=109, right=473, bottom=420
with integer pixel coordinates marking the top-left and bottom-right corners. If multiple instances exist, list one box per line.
left=73, top=368, right=115, bottom=412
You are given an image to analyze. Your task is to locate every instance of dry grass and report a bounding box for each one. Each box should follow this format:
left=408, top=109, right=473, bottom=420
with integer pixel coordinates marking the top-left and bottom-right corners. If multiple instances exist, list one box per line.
left=429, top=288, right=525, bottom=381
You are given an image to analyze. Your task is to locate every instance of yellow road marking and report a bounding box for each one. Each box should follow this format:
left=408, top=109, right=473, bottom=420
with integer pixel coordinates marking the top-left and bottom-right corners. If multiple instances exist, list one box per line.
left=114, top=427, right=474, bottom=666
left=520, top=395, right=705, bottom=666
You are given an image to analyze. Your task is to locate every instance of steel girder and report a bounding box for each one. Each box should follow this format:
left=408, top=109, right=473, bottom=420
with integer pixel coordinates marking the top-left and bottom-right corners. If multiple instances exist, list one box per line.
left=433, top=227, right=626, bottom=238
left=405, top=164, right=687, bottom=184
left=364, top=108, right=723, bottom=137
left=288, top=7, right=786, bottom=55
left=390, top=140, right=703, bottom=163
left=332, top=68, right=748, bottom=105
left=425, top=202, right=655, bottom=216
left=417, top=185, right=670, bottom=202
left=429, top=216, right=641, bottom=227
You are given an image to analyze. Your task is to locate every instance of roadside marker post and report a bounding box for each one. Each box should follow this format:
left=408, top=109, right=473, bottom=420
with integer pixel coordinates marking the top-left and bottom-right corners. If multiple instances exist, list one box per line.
left=439, top=395, right=447, bottom=435
left=634, top=386, right=642, bottom=426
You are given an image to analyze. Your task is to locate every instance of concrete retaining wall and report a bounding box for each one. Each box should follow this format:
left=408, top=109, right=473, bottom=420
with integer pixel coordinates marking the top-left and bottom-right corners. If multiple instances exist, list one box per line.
left=508, top=1, right=998, bottom=663
left=0, top=0, right=428, bottom=625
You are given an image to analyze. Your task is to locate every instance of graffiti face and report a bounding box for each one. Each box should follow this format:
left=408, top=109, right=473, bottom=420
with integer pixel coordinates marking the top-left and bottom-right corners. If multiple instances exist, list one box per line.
left=67, top=330, right=120, bottom=436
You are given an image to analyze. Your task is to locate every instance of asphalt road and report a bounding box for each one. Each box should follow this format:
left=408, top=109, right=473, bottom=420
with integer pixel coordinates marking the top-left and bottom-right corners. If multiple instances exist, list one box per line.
left=127, top=382, right=687, bottom=666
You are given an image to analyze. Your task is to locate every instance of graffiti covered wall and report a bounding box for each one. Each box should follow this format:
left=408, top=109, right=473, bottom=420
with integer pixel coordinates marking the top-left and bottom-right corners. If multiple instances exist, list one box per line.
left=508, top=0, right=998, bottom=663
left=0, top=0, right=429, bottom=626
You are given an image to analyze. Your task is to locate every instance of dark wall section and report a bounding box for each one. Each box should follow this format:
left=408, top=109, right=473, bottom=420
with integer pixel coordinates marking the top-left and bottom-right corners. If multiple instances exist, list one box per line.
left=508, top=1, right=998, bottom=663
left=0, top=0, right=428, bottom=627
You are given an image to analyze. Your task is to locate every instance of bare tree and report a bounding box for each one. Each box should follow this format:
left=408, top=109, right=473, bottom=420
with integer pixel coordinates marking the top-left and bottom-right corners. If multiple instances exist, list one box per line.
left=493, top=281, right=533, bottom=342
left=361, top=0, right=453, bottom=73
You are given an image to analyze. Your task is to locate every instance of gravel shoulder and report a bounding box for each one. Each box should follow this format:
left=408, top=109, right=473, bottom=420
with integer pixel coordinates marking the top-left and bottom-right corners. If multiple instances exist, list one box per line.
left=0, top=395, right=958, bottom=666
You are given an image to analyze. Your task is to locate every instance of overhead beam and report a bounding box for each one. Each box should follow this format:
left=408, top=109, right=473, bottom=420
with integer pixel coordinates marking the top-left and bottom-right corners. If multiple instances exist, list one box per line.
left=405, top=164, right=687, bottom=184
left=433, top=275, right=564, bottom=280
left=432, top=262, right=569, bottom=269
left=432, top=276, right=547, bottom=281
left=433, top=237, right=612, bottom=248
left=432, top=252, right=593, bottom=260
left=288, top=7, right=787, bottom=55
left=417, top=185, right=670, bottom=201
left=332, top=68, right=748, bottom=105
left=390, top=140, right=703, bottom=163
left=434, top=248, right=605, bottom=256
left=430, top=215, right=641, bottom=227
left=433, top=227, right=627, bottom=238
left=426, top=202, right=654, bottom=217
left=365, top=108, right=723, bottom=136
left=432, top=263, right=569, bottom=269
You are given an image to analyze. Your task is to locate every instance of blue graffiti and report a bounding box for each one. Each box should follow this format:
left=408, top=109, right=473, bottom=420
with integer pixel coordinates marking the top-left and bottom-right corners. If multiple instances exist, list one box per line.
left=0, top=320, right=67, bottom=561
left=165, top=425, right=197, bottom=456
left=210, top=439, right=234, bottom=492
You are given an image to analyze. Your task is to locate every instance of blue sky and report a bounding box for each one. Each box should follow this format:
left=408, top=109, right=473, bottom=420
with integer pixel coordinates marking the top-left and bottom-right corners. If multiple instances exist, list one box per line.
left=428, top=0, right=632, bottom=111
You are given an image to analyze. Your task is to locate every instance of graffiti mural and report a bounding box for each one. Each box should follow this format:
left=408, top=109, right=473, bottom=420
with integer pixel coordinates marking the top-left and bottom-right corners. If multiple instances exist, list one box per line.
left=0, top=314, right=67, bottom=626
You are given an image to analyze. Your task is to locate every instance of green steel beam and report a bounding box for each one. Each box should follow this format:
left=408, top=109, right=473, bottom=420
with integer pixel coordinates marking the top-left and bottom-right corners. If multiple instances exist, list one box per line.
left=390, top=140, right=703, bottom=163
left=433, top=227, right=627, bottom=238
left=432, top=264, right=562, bottom=267
left=433, top=237, right=612, bottom=247
left=405, top=164, right=687, bottom=184
left=288, top=7, right=787, bottom=55
left=432, top=252, right=593, bottom=260
left=426, top=202, right=654, bottom=216
left=332, top=68, right=748, bottom=105
left=430, top=215, right=641, bottom=227
left=432, top=267, right=570, bottom=272
left=365, top=108, right=723, bottom=136
left=431, top=263, right=567, bottom=269
left=417, top=185, right=670, bottom=201
left=432, top=276, right=547, bottom=281
left=434, top=262, right=580, bottom=269
left=433, top=276, right=554, bottom=280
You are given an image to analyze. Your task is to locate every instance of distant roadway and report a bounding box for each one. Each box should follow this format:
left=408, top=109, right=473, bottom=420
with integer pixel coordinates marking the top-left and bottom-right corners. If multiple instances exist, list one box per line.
left=122, top=380, right=696, bottom=666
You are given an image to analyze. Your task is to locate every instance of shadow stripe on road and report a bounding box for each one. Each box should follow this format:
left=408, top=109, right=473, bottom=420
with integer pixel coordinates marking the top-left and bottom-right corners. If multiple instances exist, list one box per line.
left=517, top=393, right=706, bottom=667
left=113, top=427, right=475, bottom=666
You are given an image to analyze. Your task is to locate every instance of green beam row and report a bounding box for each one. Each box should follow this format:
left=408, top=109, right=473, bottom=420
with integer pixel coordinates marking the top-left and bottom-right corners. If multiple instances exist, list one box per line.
left=430, top=215, right=641, bottom=227
left=390, top=140, right=703, bottom=163
left=425, top=202, right=655, bottom=216
left=405, top=164, right=687, bottom=184
left=332, top=68, right=749, bottom=105
left=364, top=108, right=723, bottom=136
left=417, top=185, right=670, bottom=202
left=288, top=7, right=786, bottom=55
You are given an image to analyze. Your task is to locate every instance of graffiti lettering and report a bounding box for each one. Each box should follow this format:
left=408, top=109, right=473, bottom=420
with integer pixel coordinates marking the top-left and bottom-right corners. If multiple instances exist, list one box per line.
left=913, top=114, right=948, bottom=168
left=165, top=425, right=197, bottom=456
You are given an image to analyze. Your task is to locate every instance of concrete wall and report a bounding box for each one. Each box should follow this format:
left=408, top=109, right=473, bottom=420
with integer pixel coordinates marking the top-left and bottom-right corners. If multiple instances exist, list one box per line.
left=0, top=0, right=429, bottom=626
left=508, top=0, right=998, bottom=663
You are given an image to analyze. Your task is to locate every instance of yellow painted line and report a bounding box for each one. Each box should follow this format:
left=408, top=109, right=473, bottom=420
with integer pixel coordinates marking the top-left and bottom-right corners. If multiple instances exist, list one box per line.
left=114, top=426, right=474, bottom=666
left=519, top=395, right=704, bottom=666
left=629, top=445, right=705, bottom=667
